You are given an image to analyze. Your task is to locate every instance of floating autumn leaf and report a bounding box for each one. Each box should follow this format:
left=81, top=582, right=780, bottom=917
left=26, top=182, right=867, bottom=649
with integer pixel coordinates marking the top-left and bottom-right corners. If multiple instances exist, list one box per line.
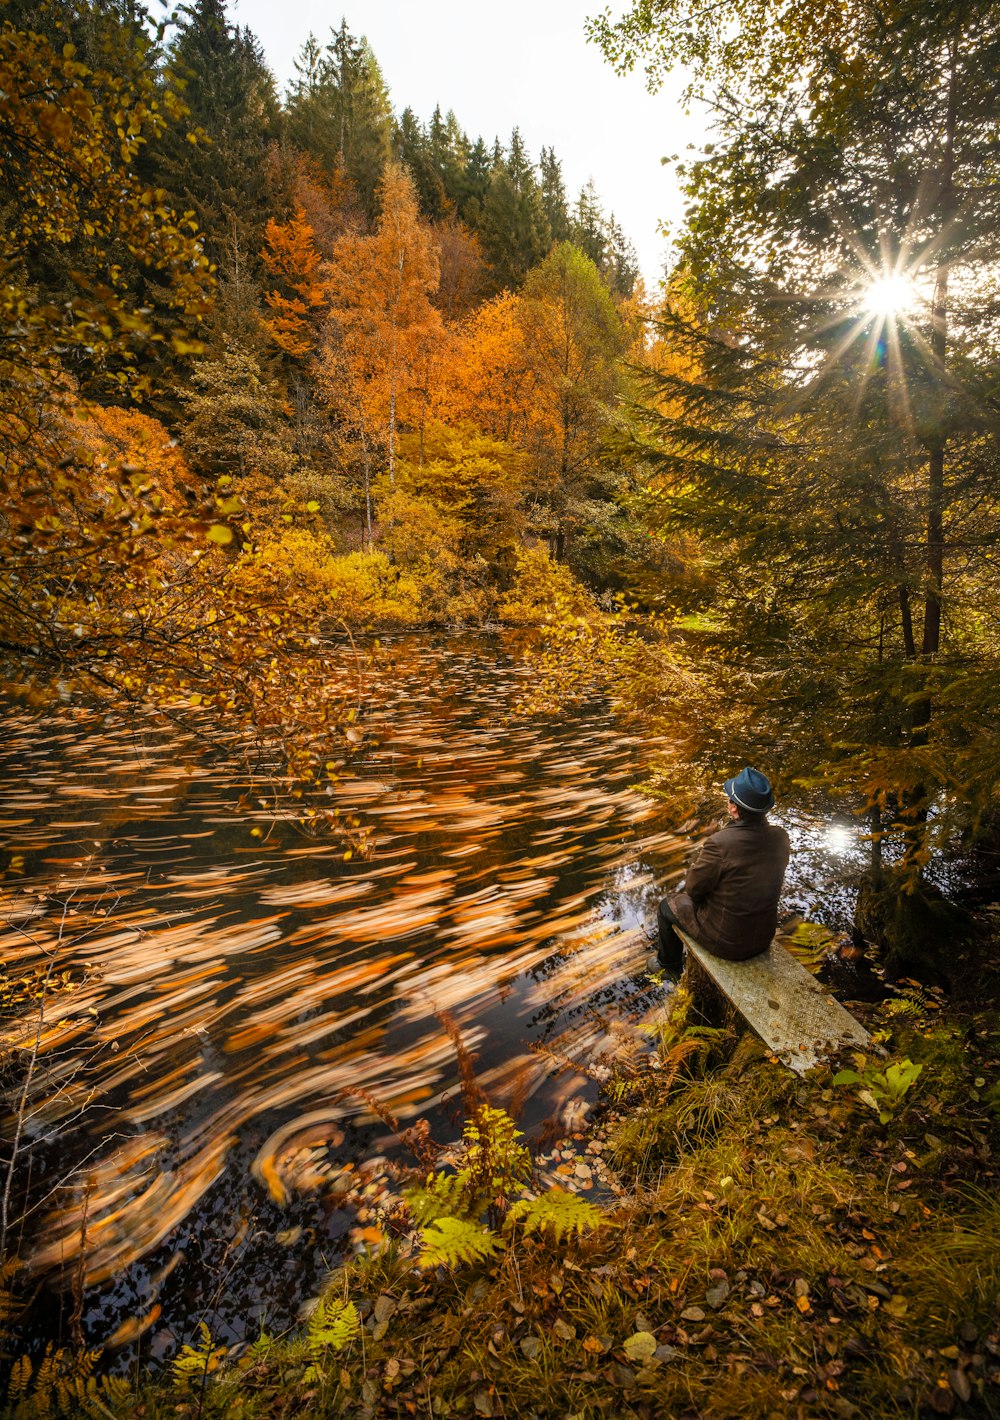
left=106, top=1304, right=162, bottom=1348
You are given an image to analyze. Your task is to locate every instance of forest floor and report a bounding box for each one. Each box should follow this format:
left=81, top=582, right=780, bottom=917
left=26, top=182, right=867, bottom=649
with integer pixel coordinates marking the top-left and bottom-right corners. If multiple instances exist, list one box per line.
left=41, top=956, right=995, bottom=1420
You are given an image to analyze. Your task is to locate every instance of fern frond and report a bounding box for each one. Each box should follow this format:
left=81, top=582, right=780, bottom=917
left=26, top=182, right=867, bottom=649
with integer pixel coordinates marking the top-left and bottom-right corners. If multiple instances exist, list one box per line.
left=882, top=997, right=924, bottom=1019
left=32, top=1345, right=60, bottom=1420
left=405, top=1107, right=532, bottom=1230
left=54, top=1347, right=98, bottom=1412
left=463, top=1105, right=532, bottom=1193
left=308, top=1295, right=359, bottom=1354
left=97, top=1374, right=135, bottom=1407
left=247, top=1330, right=275, bottom=1359
left=172, top=1321, right=227, bottom=1386
left=416, top=1215, right=500, bottom=1269
left=505, top=1187, right=605, bottom=1242
left=404, top=1168, right=479, bottom=1226
left=8, top=1353, right=32, bottom=1402
left=0, top=1255, right=21, bottom=1334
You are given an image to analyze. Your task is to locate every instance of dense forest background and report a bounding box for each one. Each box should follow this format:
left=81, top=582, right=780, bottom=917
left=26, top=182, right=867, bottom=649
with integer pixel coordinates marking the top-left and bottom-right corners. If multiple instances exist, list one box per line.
left=2, top=0, right=655, bottom=615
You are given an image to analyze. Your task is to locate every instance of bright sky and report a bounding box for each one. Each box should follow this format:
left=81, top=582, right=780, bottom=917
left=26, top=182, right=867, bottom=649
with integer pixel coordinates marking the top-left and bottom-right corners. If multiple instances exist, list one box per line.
left=229, top=0, right=707, bottom=289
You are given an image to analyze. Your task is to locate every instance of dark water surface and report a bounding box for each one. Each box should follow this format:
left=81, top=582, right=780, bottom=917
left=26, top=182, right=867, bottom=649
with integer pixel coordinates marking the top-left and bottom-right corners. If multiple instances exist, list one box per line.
left=0, top=632, right=865, bottom=1361
left=1, top=634, right=689, bottom=1359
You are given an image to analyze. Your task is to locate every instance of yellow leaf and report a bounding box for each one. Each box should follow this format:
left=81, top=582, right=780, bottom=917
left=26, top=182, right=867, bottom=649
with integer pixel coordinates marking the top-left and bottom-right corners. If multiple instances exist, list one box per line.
left=207, top=524, right=233, bottom=545
left=623, top=1331, right=657, bottom=1361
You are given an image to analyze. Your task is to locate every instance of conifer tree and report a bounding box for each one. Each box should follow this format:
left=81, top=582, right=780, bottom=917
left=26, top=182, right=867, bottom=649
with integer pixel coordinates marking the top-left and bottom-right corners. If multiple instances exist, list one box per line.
left=596, top=0, right=1000, bottom=963
left=262, top=205, right=328, bottom=359
left=284, top=33, right=338, bottom=158
left=570, top=179, right=607, bottom=271
left=540, top=147, right=570, bottom=244
left=286, top=20, right=392, bottom=219
left=603, top=214, right=640, bottom=297
left=479, top=129, right=551, bottom=290
left=438, top=110, right=471, bottom=209
left=152, top=0, right=280, bottom=264
left=459, top=137, right=492, bottom=224
left=394, top=107, right=447, bottom=218
left=180, top=341, right=296, bottom=483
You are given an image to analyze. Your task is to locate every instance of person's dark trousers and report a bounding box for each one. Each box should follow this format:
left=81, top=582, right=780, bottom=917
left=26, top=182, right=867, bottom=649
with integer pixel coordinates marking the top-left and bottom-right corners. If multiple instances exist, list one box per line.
left=656, top=898, right=685, bottom=972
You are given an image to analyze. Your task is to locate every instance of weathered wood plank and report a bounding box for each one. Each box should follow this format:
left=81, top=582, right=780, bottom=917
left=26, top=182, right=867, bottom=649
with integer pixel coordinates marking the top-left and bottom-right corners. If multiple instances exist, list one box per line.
left=678, top=930, right=871, bottom=1075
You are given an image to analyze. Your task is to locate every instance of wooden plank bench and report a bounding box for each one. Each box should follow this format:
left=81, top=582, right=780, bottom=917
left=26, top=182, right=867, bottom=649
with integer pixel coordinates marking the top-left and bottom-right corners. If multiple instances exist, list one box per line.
left=677, top=929, right=872, bottom=1075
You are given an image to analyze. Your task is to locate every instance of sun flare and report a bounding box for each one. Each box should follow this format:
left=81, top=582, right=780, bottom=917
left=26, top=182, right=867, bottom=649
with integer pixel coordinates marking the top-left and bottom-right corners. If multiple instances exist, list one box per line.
left=863, top=273, right=915, bottom=318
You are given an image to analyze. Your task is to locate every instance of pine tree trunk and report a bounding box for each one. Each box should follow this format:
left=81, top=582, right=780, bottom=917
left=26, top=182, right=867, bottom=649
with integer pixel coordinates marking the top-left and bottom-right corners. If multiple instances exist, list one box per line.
left=906, top=43, right=957, bottom=873
left=921, top=287, right=948, bottom=663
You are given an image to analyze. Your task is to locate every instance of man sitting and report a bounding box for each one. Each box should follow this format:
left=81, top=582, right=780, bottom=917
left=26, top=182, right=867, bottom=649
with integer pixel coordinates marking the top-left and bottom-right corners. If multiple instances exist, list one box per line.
left=656, top=766, right=790, bottom=968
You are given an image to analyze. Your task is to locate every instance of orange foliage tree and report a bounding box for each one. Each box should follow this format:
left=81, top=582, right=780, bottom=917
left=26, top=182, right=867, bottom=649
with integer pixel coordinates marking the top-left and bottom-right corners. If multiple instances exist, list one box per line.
left=262, top=204, right=329, bottom=359
left=428, top=293, right=538, bottom=445
left=320, top=163, right=444, bottom=495
left=433, top=215, right=488, bottom=321
left=516, top=243, right=628, bottom=559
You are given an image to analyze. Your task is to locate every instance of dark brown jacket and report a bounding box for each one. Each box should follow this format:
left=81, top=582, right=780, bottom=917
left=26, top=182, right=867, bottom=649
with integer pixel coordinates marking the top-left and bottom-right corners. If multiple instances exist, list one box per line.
left=668, top=817, right=790, bottom=961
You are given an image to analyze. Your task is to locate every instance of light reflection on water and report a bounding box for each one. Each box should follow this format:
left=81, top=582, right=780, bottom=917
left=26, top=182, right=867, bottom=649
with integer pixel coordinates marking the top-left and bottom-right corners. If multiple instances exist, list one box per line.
left=0, top=632, right=686, bottom=1356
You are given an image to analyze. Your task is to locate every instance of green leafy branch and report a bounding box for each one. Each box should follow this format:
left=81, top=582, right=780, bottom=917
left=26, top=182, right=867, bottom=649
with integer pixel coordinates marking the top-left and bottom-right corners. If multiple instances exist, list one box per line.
left=833, top=1055, right=923, bottom=1124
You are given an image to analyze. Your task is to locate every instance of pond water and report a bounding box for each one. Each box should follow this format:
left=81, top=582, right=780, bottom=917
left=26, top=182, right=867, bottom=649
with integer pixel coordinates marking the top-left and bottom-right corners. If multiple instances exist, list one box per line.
left=0, top=631, right=865, bottom=1363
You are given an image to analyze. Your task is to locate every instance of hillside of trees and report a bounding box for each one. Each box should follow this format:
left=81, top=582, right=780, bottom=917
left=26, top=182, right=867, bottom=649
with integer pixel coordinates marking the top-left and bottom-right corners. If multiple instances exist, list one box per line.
left=2, top=0, right=650, bottom=599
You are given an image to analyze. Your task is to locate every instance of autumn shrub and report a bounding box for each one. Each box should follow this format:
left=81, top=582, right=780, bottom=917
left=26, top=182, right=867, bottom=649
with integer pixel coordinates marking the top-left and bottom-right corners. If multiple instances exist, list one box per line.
left=231, top=526, right=339, bottom=608
left=377, top=485, right=492, bottom=623
left=395, top=425, right=531, bottom=570
left=235, top=526, right=439, bottom=628
left=69, top=405, right=199, bottom=512
left=322, top=549, right=425, bottom=627
left=496, top=545, right=596, bottom=625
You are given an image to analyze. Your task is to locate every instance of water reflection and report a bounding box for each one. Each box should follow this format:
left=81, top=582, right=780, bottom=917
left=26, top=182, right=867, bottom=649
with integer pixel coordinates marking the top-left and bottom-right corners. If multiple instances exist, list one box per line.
left=0, top=632, right=685, bottom=1353
left=824, top=824, right=854, bottom=857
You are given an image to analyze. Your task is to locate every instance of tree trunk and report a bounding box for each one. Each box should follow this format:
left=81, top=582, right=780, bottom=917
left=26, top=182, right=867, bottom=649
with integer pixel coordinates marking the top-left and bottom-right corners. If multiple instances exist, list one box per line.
left=904, top=39, right=957, bottom=871
left=870, top=803, right=883, bottom=879
left=920, top=261, right=949, bottom=663
left=388, top=375, right=396, bottom=486
left=898, top=585, right=915, bottom=659
left=361, top=427, right=373, bottom=547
